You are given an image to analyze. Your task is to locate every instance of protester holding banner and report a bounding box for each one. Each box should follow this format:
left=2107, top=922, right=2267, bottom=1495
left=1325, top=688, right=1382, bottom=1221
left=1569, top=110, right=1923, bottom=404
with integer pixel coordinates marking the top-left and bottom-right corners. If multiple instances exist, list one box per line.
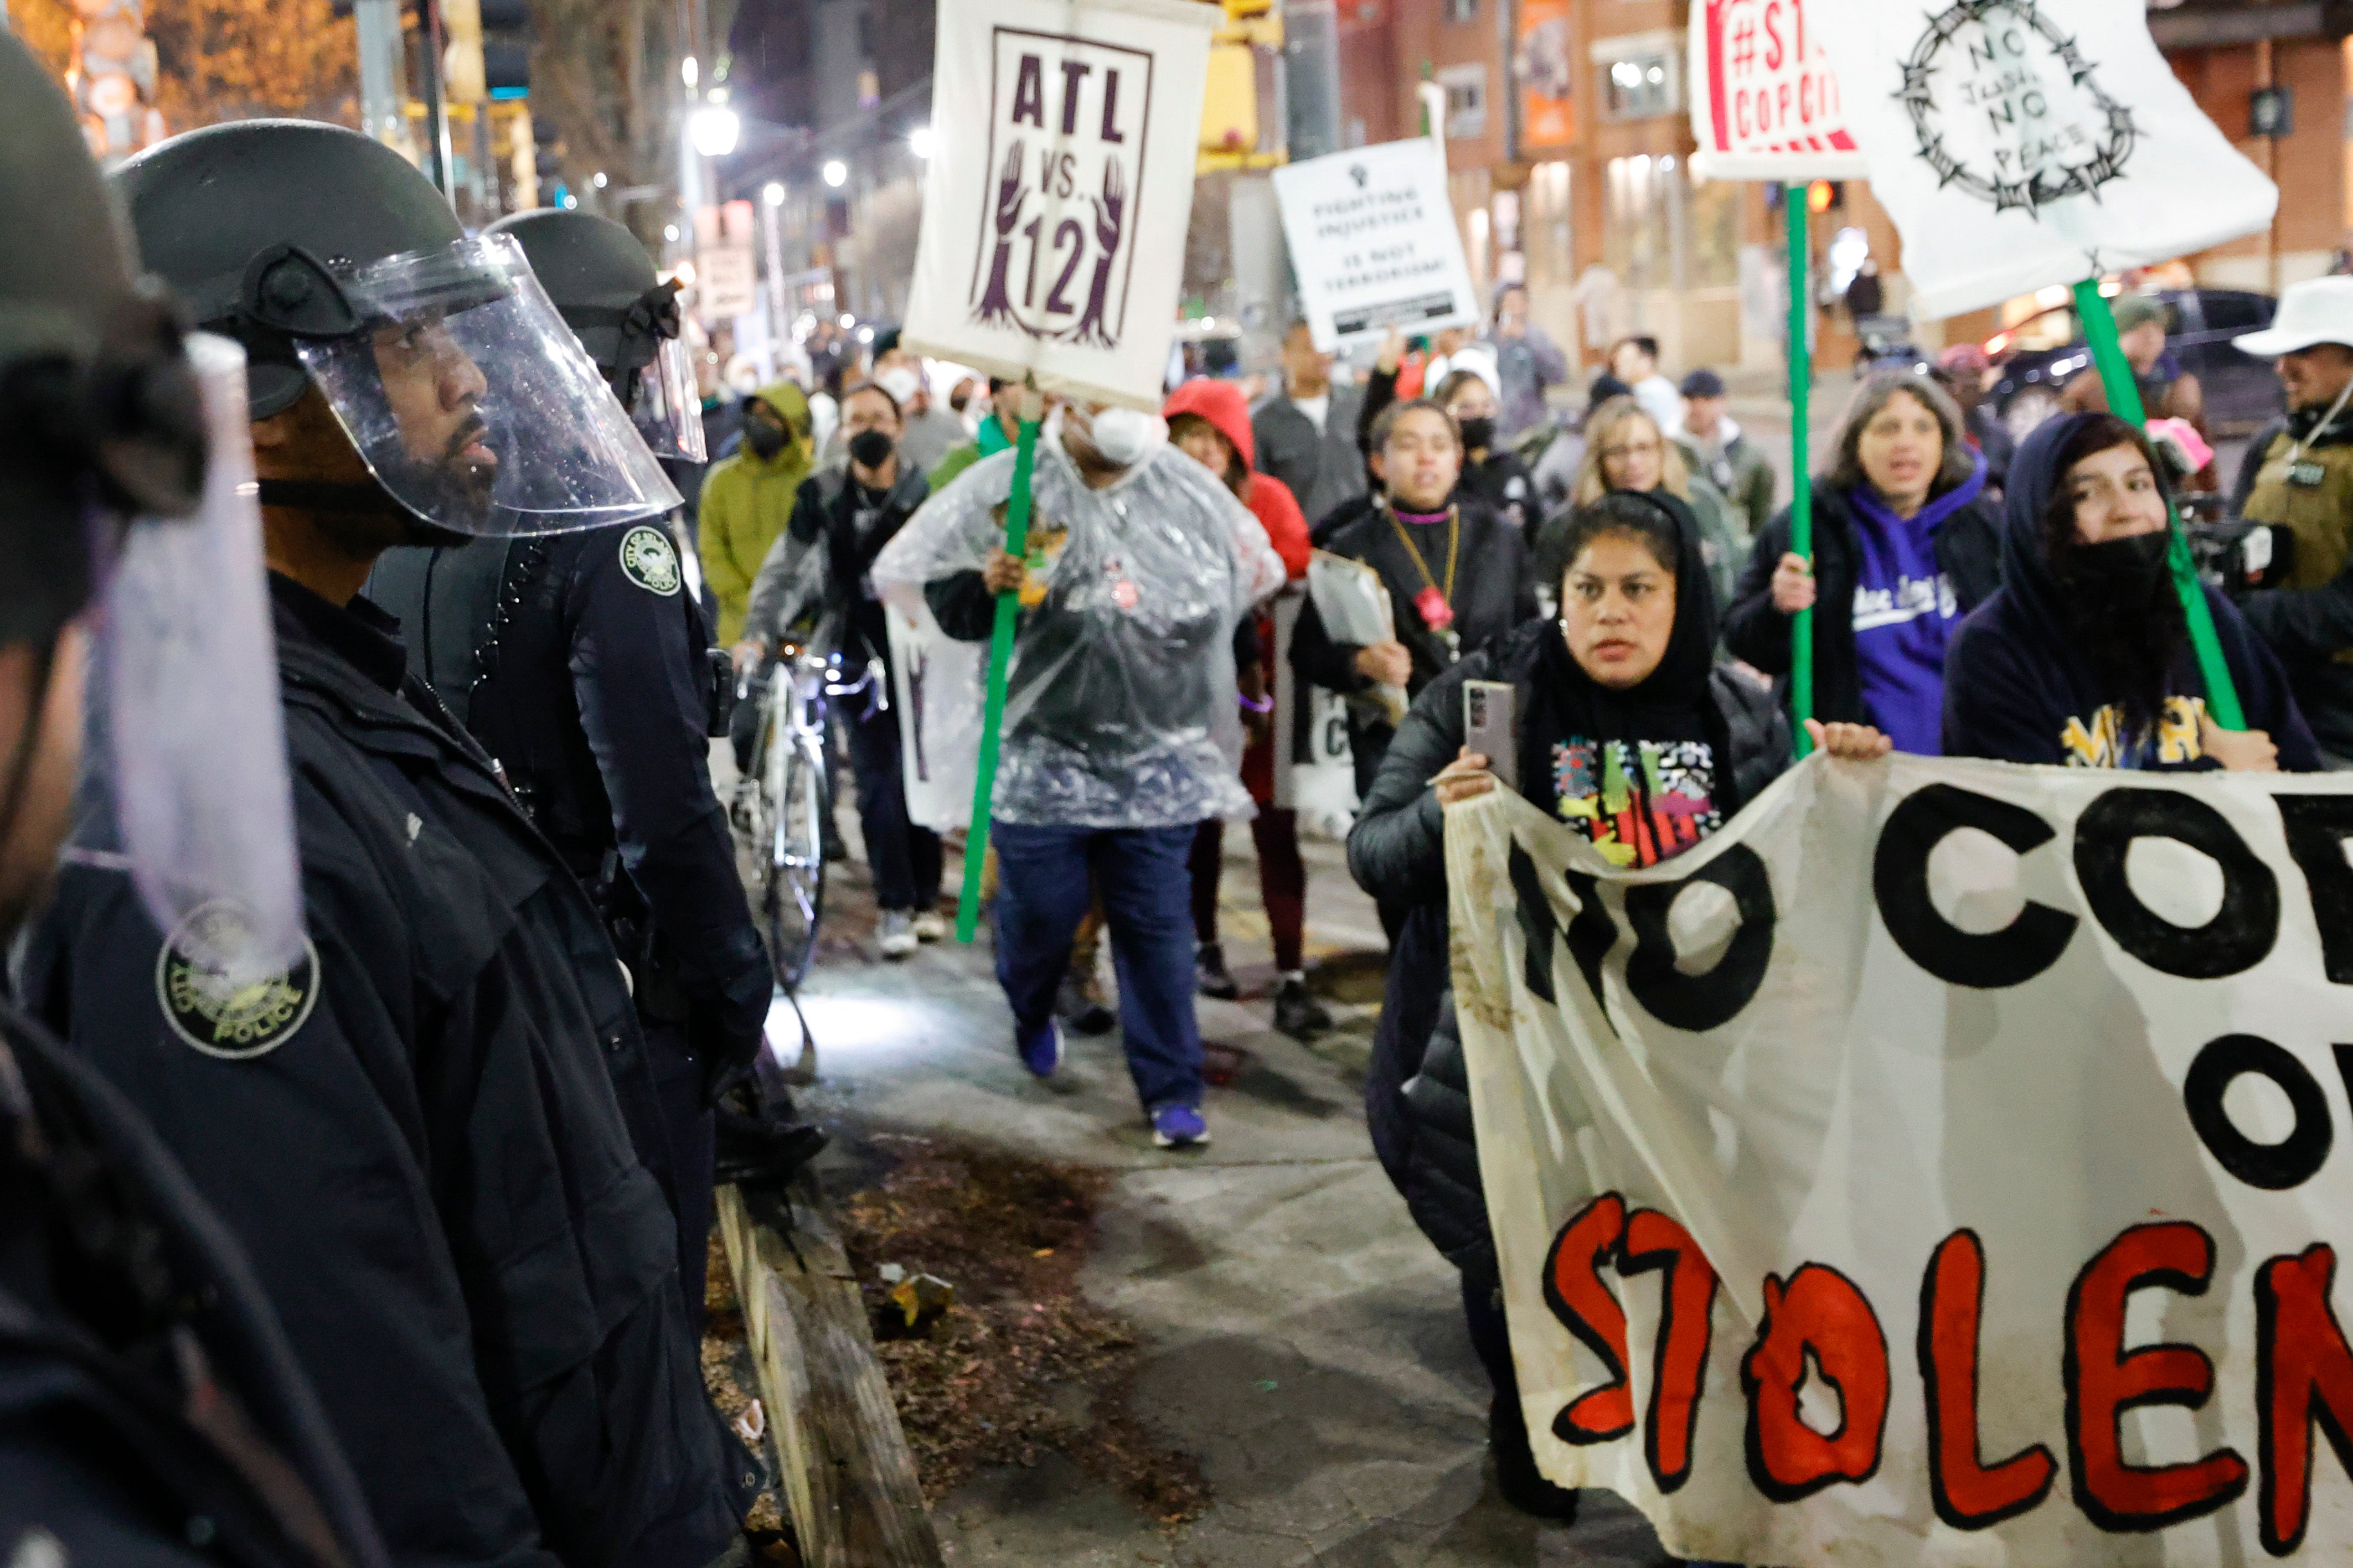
left=1290, top=400, right=1537, bottom=809
left=1163, top=378, right=1330, bottom=1038
left=1722, top=372, right=2001, bottom=751
left=1943, top=413, right=2319, bottom=770
left=1253, top=322, right=1368, bottom=533
left=1533, top=395, right=1745, bottom=616
left=1346, top=489, right=1882, bottom=1520
left=877, top=402, right=1282, bottom=1147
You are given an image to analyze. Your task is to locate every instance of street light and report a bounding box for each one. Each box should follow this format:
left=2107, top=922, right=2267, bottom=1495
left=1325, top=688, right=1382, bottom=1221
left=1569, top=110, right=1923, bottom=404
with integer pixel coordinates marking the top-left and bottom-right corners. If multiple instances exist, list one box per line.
left=681, top=55, right=699, bottom=89
left=823, top=158, right=848, bottom=188
left=664, top=223, right=682, bottom=242
left=763, top=180, right=786, bottom=206
left=909, top=125, right=937, bottom=159
left=592, top=170, right=608, bottom=188
left=690, top=104, right=741, bottom=158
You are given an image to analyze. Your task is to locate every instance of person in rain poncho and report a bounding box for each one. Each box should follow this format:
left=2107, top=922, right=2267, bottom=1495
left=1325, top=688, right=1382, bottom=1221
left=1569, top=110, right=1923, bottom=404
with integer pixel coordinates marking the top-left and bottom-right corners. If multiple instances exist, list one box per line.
left=872, top=401, right=1284, bottom=1151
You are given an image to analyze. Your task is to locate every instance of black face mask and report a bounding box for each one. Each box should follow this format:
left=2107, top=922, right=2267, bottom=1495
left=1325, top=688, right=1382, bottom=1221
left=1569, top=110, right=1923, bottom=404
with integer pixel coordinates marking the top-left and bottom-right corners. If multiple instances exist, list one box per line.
left=2071, top=529, right=2171, bottom=592
left=743, top=417, right=787, bottom=460
left=848, top=428, right=896, bottom=471
left=1457, top=416, right=1496, bottom=453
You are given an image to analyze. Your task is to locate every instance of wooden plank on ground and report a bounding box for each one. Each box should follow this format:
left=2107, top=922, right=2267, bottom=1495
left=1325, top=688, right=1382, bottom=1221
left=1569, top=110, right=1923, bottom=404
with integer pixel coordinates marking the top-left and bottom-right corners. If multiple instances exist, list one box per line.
left=718, top=1177, right=944, bottom=1568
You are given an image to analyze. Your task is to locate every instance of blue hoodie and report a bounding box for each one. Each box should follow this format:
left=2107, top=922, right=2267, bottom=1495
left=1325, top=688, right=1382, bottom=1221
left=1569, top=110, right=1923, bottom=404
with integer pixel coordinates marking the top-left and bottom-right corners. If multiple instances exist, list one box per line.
left=1941, top=414, right=2321, bottom=770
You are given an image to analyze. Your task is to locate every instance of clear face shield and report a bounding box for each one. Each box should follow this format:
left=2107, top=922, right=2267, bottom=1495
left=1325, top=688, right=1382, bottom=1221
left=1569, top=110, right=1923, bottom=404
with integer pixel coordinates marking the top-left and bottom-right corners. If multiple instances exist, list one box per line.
left=78, top=332, right=303, bottom=985
left=294, top=234, right=681, bottom=536
left=631, top=332, right=708, bottom=463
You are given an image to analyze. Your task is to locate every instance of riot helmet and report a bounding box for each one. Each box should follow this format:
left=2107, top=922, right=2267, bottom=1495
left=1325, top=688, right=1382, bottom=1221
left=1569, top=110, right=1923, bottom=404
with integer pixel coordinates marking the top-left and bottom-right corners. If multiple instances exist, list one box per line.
left=0, top=33, right=300, bottom=975
left=486, top=209, right=706, bottom=463
left=113, top=121, right=679, bottom=536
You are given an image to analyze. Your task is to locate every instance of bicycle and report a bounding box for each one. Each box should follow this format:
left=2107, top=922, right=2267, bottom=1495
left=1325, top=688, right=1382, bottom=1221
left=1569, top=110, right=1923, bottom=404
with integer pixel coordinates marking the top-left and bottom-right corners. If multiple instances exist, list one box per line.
left=733, top=616, right=886, bottom=992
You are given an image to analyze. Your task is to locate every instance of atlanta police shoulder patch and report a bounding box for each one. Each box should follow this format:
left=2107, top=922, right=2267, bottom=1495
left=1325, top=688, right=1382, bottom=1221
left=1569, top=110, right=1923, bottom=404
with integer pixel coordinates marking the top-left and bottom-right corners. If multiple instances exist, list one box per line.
left=154, top=901, right=321, bottom=1061
left=619, top=524, right=683, bottom=596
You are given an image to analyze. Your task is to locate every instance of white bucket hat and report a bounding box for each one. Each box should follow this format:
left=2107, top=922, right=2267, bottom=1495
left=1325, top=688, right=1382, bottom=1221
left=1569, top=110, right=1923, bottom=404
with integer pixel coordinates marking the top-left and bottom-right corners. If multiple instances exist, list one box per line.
left=2234, top=276, right=2353, bottom=359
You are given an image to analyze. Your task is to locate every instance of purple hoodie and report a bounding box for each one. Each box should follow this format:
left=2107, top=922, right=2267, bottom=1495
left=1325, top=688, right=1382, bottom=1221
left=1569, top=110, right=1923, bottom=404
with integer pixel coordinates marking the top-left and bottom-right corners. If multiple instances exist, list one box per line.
left=1845, top=452, right=1986, bottom=753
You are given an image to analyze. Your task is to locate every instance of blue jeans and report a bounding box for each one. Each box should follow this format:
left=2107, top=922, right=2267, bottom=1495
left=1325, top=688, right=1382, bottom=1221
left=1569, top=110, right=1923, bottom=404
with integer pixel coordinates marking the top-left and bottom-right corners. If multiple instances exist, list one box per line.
left=992, top=820, right=1204, bottom=1112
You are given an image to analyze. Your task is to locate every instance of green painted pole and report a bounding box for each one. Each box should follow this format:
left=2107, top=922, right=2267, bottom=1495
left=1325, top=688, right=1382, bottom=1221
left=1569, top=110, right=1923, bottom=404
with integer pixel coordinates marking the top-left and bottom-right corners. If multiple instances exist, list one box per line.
left=1787, top=194, right=1815, bottom=756
left=2072, top=280, right=2246, bottom=731
left=955, top=384, right=1044, bottom=942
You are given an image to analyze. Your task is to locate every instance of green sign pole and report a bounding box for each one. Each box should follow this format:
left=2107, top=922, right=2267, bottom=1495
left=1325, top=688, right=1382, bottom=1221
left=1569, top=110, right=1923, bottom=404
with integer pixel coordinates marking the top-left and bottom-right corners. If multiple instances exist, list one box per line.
left=1787, top=193, right=1815, bottom=755
left=2071, top=279, right=2246, bottom=731
left=955, top=382, right=1044, bottom=943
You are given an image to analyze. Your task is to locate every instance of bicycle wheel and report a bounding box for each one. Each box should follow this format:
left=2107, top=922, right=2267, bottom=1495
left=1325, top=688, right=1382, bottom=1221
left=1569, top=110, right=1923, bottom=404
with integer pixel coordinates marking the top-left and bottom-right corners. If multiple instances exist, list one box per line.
left=761, top=729, right=828, bottom=989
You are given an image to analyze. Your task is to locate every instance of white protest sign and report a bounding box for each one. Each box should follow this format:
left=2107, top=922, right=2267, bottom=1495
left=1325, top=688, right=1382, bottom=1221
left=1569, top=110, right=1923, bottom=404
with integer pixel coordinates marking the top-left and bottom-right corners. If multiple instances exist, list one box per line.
left=1810, top=0, right=2278, bottom=319
left=1272, top=138, right=1480, bottom=353
left=1687, top=0, right=1867, bottom=180
left=884, top=603, right=982, bottom=834
left=899, top=0, right=1215, bottom=411
left=1447, top=755, right=2353, bottom=1565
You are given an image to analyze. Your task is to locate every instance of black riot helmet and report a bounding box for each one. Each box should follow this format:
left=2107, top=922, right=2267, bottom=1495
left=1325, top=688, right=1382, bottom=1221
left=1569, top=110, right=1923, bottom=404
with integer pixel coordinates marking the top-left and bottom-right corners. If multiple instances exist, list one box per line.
left=486, top=209, right=707, bottom=462
left=0, top=33, right=207, bottom=652
left=114, top=121, right=680, bottom=536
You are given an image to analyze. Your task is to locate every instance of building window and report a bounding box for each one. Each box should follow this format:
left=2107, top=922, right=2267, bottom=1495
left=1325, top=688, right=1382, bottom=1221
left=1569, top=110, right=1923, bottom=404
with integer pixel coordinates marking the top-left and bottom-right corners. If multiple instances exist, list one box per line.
left=1444, top=0, right=1478, bottom=20
left=1437, top=64, right=1487, bottom=138
left=1598, top=48, right=1679, bottom=121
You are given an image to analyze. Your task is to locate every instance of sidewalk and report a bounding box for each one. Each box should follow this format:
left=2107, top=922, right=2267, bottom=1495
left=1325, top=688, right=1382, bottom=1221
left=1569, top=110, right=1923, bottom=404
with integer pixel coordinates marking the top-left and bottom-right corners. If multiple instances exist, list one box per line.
left=776, top=825, right=1677, bottom=1566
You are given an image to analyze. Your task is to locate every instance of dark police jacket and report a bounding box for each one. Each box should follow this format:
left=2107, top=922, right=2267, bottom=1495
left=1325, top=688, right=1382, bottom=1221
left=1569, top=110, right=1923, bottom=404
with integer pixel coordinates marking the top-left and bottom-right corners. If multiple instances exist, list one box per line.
left=0, top=1003, right=389, bottom=1568
left=367, top=524, right=770, bottom=1072
left=19, top=575, right=750, bottom=1568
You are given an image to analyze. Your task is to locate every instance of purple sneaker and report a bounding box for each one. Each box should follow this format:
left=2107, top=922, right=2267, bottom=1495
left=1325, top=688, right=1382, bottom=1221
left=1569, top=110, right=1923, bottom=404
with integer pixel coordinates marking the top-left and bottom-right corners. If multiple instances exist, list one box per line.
left=1150, top=1104, right=1210, bottom=1148
left=1015, top=1018, right=1062, bottom=1078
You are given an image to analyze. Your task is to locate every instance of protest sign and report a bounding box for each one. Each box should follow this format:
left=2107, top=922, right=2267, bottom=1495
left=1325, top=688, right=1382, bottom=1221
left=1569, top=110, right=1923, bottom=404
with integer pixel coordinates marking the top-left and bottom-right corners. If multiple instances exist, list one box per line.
left=1272, top=138, right=1480, bottom=353
left=1808, top=0, right=2277, bottom=321
left=1447, top=756, right=2353, bottom=1564
left=1687, top=0, right=1866, bottom=180
left=898, top=0, right=1215, bottom=411
left=883, top=602, right=982, bottom=834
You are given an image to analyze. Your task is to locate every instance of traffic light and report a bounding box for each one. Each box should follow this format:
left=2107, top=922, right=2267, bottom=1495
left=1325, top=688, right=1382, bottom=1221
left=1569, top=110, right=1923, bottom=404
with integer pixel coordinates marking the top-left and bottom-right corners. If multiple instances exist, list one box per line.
left=1806, top=180, right=1842, bottom=215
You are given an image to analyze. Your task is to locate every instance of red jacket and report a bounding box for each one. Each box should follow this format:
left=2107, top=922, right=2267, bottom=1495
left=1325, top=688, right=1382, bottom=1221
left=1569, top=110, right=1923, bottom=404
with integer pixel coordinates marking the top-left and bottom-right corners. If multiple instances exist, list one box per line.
left=1163, top=377, right=1309, bottom=581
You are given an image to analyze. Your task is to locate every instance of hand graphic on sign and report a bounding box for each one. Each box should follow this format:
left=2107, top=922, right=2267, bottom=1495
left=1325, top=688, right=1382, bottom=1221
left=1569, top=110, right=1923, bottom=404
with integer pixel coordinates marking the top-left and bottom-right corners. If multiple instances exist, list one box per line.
left=1072, top=159, right=1126, bottom=347
left=974, top=139, right=1028, bottom=327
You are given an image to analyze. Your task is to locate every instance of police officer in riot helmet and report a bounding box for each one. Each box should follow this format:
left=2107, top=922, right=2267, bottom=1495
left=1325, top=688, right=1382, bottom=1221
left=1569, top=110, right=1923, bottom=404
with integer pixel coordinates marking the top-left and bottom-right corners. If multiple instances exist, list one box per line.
left=16, top=118, right=757, bottom=1567
left=369, top=208, right=821, bottom=1329
left=0, top=39, right=389, bottom=1567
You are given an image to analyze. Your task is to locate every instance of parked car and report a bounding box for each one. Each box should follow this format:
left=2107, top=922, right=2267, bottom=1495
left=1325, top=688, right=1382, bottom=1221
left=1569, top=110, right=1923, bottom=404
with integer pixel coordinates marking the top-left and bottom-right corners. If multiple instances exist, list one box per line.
left=1985, top=287, right=2283, bottom=441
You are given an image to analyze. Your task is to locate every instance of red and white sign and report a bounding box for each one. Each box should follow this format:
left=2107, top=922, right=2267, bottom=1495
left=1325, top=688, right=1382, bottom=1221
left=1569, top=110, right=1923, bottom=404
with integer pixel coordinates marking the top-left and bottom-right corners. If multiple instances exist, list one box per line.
left=1688, top=0, right=1867, bottom=180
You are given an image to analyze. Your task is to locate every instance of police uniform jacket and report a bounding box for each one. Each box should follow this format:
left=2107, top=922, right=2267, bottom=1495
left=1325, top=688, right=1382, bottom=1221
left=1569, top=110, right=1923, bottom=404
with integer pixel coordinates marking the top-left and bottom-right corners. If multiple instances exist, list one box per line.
left=19, top=573, right=751, bottom=1568
left=368, top=523, right=771, bottom=1072
left=0, top=1004, right=389, bottom=1568
left=2231, top=405, right=2353, bottom=759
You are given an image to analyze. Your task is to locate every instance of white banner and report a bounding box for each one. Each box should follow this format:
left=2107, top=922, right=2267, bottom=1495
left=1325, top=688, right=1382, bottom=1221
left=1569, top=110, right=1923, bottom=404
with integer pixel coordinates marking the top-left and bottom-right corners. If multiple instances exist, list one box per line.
left=1449, top=755, right=2353, bottom=1565
left=1272, top=138, right=1481, bottom=353
left=1687, top=0, right=1868, bottom=181
left=883, top=600, right=981, bottom=835
left=899, top=0, right=1215, bottom=411
left=1809, top=0, right=2277, bottom=320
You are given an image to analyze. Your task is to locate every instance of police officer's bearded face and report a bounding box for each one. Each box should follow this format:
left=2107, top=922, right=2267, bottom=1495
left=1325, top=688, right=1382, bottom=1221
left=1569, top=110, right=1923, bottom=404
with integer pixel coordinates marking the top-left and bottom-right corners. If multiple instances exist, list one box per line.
left=0, top=627, right=85, bottom=940
left=2279, top=344, right=2353, bottom=412
left=370, top=312, right=497, bottom=518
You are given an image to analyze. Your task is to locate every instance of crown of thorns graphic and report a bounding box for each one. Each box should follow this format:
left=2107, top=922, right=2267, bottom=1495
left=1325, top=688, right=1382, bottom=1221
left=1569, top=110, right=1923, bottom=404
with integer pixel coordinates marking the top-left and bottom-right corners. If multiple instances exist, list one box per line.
left=1896, top=0, right=2134, bottom=216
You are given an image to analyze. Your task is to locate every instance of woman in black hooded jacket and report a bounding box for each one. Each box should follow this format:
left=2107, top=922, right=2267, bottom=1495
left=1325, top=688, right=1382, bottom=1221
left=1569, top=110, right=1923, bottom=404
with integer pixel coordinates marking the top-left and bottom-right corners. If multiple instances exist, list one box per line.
left=1346, top=490, right=1886, bottom=1519
left=1942, top=411, right=2320, bottom=770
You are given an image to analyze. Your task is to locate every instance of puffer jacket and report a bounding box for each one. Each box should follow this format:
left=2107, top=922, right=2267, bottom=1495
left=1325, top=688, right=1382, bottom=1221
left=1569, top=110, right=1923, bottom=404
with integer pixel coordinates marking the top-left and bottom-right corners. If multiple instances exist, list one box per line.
left=1348, top=620, right=1789, bottom=1275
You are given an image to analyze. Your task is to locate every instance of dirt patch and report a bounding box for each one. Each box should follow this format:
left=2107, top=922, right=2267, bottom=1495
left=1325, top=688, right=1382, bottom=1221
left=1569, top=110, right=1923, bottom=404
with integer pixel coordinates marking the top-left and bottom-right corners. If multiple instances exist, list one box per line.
left=703, top=1231, right=800, bottom=1566
left=834, top=1133, right=1212, bottom=1525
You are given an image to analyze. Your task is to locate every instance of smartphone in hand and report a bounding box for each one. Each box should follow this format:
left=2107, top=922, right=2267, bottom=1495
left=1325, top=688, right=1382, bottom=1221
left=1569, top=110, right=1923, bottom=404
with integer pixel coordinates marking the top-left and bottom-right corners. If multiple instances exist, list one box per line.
left=1464, top=680, right=1519, bottom=793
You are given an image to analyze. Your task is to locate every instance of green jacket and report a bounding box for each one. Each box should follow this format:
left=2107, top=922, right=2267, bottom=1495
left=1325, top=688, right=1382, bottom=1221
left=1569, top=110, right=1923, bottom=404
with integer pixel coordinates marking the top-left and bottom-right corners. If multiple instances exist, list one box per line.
left=925, top=411, right=1018, bottom=494
left=699, top=379, right=811, bottom=643
left=1675, top=422, right=1778, bottom=543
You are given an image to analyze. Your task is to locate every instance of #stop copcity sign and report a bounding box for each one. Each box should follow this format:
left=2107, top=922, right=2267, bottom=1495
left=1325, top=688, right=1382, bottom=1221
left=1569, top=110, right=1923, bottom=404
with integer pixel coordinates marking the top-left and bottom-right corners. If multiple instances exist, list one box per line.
left=1688, top=0, right=1867, bottom=180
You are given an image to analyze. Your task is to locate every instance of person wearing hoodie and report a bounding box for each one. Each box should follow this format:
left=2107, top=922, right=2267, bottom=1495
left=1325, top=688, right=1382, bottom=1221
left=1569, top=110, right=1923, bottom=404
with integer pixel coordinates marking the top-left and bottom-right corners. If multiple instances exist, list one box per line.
left=1724, top=372, right=2003, bottom=751
left=1348, top=489, right=1885, bottom=1518
left=1670, top=368, right=1777, bottom=539
left=740, top=380, right=943, bottom=957
left=699, top=378, right=813, bottom=643
left=1163, top=378, right=1332, bottom=1038
left=1943, top=412, right=2318, bottom=770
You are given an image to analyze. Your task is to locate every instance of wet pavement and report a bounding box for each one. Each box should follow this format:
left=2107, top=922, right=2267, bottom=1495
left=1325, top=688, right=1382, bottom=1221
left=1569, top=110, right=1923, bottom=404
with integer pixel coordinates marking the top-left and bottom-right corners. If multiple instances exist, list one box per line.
left=771, top=814, right=1679, bottom=1567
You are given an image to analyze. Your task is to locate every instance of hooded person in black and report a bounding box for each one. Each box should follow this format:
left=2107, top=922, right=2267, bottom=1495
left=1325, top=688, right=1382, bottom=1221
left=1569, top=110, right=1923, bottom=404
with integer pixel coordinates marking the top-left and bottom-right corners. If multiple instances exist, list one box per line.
left=1943, top=412, right=2319, bottom=771
left=1344, top=490, right=1884, bottom=1520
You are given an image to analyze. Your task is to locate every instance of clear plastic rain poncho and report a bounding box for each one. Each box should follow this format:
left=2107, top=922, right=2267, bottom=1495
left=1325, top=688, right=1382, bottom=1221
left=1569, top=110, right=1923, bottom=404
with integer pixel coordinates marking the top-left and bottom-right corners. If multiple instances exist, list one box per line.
left=871, top=431, right=1284, bottom=831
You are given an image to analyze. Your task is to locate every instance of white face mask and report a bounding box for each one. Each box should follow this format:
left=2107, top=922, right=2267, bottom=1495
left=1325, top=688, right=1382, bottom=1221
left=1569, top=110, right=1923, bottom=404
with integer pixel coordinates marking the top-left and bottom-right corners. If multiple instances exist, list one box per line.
left=1085, top=406, right=1157, bottom=467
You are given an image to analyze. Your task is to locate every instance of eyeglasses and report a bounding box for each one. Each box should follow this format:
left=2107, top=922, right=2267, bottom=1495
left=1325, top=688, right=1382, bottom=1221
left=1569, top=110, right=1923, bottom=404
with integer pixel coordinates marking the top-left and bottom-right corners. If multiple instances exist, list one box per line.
left=1601, top=441, right=1662, bottom=460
